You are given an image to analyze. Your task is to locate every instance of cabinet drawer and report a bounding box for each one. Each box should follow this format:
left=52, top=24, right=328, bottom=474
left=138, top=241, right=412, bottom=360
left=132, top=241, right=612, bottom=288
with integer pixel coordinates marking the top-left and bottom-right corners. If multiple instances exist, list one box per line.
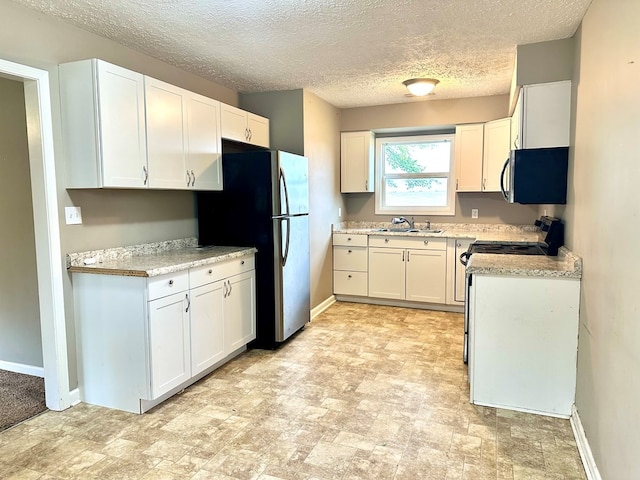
left=148, top=271, right=189, bottom=301
left=368, top=236, right=446, bottom=251
left=333, top=246, right=367, bottom=272
left=333, top=233, right=368, bottom=247
left=333, top=271, right=368, bottom=296
left=190, top=254, right=255, bottom=288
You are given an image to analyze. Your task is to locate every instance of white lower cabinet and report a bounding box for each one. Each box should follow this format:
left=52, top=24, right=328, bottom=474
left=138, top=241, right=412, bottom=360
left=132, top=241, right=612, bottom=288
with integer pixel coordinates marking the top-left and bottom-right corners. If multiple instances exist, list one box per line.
left=368, top=236, right=447, bottom=303
left=73, top=254, right=255, bottom=413
left=332, top=234, right=369, bottom=296
left=148, top=291, right=191, bottom=398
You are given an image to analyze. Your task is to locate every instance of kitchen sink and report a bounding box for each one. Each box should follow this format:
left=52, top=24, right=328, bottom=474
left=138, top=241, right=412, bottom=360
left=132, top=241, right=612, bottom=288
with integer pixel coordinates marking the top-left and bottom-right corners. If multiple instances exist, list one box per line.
left=374, top=228, right=442, bottom=234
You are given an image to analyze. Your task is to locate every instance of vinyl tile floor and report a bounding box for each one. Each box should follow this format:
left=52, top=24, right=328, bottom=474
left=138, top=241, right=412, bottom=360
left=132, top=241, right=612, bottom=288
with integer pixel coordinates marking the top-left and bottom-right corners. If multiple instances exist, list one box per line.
left=0, top=302, right=586, bottom=479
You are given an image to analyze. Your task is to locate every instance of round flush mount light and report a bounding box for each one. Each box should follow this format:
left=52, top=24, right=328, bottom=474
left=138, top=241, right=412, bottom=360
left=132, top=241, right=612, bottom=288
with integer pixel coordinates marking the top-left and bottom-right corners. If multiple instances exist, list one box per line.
left=403, top=78, right=439, bottom=96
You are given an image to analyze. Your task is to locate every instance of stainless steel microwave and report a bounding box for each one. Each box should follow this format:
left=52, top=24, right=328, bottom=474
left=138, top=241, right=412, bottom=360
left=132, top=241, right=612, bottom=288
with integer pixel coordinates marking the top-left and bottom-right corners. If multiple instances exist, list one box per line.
left=500, top=147, right=569, bottom=204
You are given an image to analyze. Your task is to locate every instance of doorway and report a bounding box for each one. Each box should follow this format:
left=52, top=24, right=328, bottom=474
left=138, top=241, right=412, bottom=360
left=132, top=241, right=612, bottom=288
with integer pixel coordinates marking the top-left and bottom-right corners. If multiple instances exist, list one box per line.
left=0, top=58, right=70, bottom=411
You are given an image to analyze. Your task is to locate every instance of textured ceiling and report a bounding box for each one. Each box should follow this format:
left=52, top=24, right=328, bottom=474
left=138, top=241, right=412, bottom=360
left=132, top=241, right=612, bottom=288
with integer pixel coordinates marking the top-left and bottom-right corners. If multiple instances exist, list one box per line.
left=10, top=0, right=592, bottom=108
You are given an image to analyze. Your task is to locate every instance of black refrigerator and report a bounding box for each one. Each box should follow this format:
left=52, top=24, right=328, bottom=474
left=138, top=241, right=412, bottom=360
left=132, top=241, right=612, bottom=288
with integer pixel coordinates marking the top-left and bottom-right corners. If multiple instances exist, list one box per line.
left=197, top=151, right=310, bottom=348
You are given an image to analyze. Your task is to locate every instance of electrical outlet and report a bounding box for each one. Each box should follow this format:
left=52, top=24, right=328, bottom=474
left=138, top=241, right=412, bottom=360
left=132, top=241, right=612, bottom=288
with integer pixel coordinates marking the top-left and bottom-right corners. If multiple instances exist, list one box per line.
left=65, top=206, right=82, bottom=225
left=471, top=208, right=479, bottom=219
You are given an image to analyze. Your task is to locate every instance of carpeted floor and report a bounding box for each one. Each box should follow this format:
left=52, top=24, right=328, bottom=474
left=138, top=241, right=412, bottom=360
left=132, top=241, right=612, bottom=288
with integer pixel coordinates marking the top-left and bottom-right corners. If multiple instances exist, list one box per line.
left=0, top=369, right=47, bottom=432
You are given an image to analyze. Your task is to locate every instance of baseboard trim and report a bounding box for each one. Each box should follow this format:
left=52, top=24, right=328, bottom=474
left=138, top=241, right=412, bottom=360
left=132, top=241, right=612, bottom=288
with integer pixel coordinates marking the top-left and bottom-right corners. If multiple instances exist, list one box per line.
left=570, top=404, right=603, bottom=480
left=334, top=295, right=465, bottom=313
left=0, top=360, right=45, bottom=378
left=311, top=295, right=336, bottom=320
left=69, top=388, right=81, bottom=406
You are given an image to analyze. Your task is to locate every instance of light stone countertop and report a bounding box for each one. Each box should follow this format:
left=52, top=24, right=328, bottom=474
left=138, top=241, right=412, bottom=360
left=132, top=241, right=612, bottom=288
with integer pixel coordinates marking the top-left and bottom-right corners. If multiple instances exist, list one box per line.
left=67, top=238, right=257, bottom=277
left=332, top=221, right=582, bottom=279
left=466, top=247, right=582, bottom=279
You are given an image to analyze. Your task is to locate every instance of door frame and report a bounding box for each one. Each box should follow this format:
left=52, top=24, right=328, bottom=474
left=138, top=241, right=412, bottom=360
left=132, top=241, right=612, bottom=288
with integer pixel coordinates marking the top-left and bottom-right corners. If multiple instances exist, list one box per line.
left=0, top=58, right=70, bottom=410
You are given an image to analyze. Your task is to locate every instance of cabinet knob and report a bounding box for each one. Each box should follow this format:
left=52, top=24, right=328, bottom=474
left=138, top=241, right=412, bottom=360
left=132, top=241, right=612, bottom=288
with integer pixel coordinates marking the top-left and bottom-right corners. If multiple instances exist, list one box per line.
left=168, top=279, right=174, bottom=286
left=385, top=238, right=389, bottom=243
left=241, top=260, right=245, bottom=265
left=348, top=274, right=352, bottom=278
left=347, top=237, right=352, bottom=241
left=424, top=240, right=429, bottom=245
left=208, top=269, right=213, bottom=274
left=348, top=249, right=352, bottom=253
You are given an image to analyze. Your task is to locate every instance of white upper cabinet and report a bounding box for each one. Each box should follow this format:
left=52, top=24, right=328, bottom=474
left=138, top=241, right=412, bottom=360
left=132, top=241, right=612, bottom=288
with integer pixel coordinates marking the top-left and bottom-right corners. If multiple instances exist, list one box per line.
left=60, top=59, right=148, bottom=188
left=455, top=124, right=484, bottom=192
left=220, top=103, right=270, bottom=148
left=482, top=117, right=511, bottom=192
left=145, top=77, right=189, bottom=189
left=341, top=131, right=375, bottom=193
left=185, top=93, right=223, bottom=190
left=511, top=81, right=571, bottom=149
left=60, top=59, right=223, bottom=190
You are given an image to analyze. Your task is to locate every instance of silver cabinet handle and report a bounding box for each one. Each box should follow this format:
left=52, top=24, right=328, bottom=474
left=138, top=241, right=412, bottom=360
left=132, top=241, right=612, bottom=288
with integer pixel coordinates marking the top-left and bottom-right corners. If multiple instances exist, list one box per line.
left=191, top=170, right=195, bottom=187
left=402, top=251, right=405, bottom=262
left=407, top=251, right=410, bottom=262
left=241, top=260, right=245, bottom=265
left=186, top=170, right=191, bottom=186
left=208, top=269, right=213, bottom=274
left=185, top=293, right=190, bottom=313
left=168, top=279, right=174, bottom=286
left=347, top=237, right=352, bottom=241
left=348, top=274, right=352, bottom=278
left=143, top=165, right=148, bottom=185
left=348, top=249, right=352, bottom=253
left=223, top=281, right=228, bottom=298
left=227, top=280, right=232, bottom=296
left=365, top=179, right=368, bottom=190
left=482, top=178, right=486, bottom=190
left=456, top=179, right=459, bottom=190
left=248, top=128, right=252, bottom=141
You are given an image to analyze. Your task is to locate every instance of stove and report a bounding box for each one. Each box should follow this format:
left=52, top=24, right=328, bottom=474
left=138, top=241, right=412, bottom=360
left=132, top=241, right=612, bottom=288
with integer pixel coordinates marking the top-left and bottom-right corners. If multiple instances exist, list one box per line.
left=467, top=242, right=547, bottom=256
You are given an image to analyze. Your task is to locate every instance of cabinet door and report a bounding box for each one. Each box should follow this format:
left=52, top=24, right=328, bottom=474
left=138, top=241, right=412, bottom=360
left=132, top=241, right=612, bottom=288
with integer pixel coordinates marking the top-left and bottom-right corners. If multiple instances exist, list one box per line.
left=95, top=60, right=148, bottom=188
left=454, top=239, right=473, bottom=302
left=510, top=89, right=523, bottom=150
left=341, top=131, right=374, bottom=193
left=455, top=124, right=484, bottom=192
left=190, top=281, right=226, bottom=376
left=482, top=118, right=511, bottom=192
left=220, top=103, right=248, bottom=143
left=247, top=113, right=270, bottom=148
left=145, top=77, right=188, bottom=189
left=148, top=292, right=190, bottom=399
left=185, top=93, right=223, bottom=191
left=405, top=249, right=446, bottom=303
left=368, top=247, right=405, bottom=300
left=225, top=271, right=256, bottom=352
left=521, top=81, right=571, bottom=149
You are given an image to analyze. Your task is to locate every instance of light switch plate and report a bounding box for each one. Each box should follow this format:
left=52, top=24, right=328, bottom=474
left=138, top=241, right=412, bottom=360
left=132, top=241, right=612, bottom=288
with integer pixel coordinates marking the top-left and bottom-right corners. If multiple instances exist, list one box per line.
left=471, top=208, right=479, bottom=219
left=65, top=206, right=82, bottom=225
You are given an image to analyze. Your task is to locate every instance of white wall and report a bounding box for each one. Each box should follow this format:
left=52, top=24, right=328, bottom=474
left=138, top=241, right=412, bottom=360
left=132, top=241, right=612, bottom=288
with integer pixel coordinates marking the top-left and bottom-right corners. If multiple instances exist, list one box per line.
left=0, top=76, right=42, bottom=368
left=565, top=0, right=640, bottom=477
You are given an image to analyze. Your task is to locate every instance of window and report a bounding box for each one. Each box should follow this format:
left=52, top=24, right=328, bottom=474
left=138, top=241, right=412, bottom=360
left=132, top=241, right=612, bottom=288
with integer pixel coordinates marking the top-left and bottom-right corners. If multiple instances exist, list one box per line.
left=375, top=134, right=456, bottom=215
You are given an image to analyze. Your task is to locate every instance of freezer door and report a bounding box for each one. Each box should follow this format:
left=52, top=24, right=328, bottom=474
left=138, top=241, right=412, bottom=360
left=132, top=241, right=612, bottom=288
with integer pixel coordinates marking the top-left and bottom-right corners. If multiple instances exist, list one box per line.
left=276, top=152, right=309, bottom=216
left=273, top=214, right=310, bottom=342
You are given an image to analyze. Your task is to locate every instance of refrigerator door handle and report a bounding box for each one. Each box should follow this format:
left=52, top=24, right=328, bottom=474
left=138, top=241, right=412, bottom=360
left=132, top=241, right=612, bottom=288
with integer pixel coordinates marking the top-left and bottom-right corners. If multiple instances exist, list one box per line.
left=280, top=167, right=291, bottom=216
left=282, top=217, right=291, bottom=267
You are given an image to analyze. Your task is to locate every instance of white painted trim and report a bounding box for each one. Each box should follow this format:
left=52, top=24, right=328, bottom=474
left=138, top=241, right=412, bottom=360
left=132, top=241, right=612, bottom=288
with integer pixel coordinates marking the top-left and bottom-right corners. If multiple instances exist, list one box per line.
left=311, top=295, right=336, bottom=320
left=0, top=360, right=45, bottom=378
left=570, top=404, right=603, bottom=480
left=69, top=388, right=81, bottom=406
left=0, top=58, right=70, bottom=411
left=335, top=295, right=465, bottom=313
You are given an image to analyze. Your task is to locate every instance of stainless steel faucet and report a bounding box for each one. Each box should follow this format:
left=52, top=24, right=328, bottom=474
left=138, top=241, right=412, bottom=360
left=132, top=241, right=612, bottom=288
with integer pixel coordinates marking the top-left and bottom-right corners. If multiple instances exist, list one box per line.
left=391, top=216, right=415, bottom=228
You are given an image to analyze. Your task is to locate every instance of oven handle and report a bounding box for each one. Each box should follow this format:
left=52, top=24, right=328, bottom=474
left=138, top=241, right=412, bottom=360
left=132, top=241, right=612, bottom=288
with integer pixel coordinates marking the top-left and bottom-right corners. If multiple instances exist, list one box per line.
left=459, top=251, right=471, bottom=266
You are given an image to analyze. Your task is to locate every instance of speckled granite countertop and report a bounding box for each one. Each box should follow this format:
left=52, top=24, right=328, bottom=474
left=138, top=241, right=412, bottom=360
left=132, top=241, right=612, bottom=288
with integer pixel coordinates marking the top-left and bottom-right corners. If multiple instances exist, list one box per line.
left=67, top=238, right=257, bottom=277
left=332, top=221, right=543, bottom=243
left=466, top=247, right=582, bottom=278
left=333, top=222, right=582, bottom=279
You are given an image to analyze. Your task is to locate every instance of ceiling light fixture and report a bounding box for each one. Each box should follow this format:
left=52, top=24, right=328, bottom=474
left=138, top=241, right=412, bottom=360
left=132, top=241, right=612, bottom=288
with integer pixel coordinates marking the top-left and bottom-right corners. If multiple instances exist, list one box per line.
left=403, top=78, right=439, bottom=96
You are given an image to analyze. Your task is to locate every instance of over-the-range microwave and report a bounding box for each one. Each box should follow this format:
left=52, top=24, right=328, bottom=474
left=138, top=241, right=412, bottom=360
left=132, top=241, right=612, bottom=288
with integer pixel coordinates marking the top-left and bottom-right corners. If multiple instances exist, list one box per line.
left=500, top=147, right=569, bottom=204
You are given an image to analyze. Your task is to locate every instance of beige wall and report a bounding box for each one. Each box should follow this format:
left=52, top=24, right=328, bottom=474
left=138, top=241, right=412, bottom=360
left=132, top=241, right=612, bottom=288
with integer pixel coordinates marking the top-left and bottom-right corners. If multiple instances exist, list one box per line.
left=303, top=91, right=343, bottom=307
left=0, top=0, right=239, bottom=387
left=0, top=77, right=43, bottom=368
left=341, top=94, right=539, bottom=225
left=565, top=0, right=640, bottom=478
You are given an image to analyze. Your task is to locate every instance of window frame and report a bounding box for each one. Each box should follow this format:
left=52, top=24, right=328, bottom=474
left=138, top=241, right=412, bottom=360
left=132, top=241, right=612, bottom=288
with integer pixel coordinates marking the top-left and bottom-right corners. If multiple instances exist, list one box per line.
left=374, top=133, right=456, bottom=216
